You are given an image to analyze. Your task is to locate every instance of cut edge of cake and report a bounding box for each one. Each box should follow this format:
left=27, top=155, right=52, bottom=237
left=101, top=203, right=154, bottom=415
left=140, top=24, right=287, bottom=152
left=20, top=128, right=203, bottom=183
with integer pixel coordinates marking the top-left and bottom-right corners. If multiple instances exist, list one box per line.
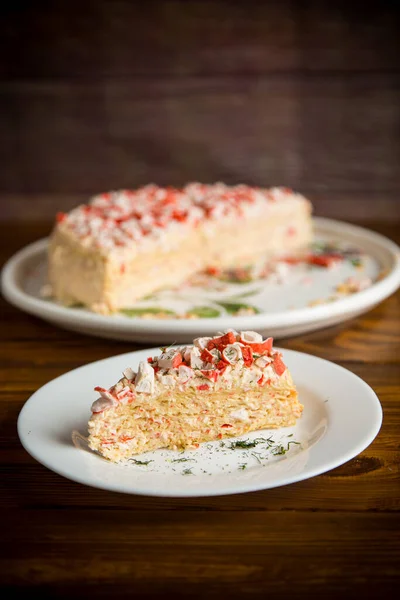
left=87, top=329, right=303, bottom=462
left=47, top=183, right=313, bottom=313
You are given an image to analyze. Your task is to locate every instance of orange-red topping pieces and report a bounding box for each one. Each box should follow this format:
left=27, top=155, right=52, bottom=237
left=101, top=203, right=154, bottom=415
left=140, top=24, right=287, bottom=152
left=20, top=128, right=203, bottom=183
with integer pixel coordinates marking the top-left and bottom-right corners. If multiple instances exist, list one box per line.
left=272, top=354, right=286, bottom=376
left=208, top=331, right=236, bottom=350
left=197, top=384, right=210, bottom=391
left=241, top=337, right=273, bottom=356
left=200, top=370, right=219, bottom=382
left=200, top=348, right=215, bottom=363
left=241, top=346, right=254, bottom=367
left=171, top=353, right=183, bottom=368
left=307, top=254, right=343, bottom=268
left=56, top=212, right=67, bottom=223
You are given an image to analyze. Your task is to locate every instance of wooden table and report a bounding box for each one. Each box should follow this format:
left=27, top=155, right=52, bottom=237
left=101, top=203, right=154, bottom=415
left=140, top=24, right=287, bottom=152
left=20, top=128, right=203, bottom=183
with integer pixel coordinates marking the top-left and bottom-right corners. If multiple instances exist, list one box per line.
left=1, top=221, right=399, bottom=598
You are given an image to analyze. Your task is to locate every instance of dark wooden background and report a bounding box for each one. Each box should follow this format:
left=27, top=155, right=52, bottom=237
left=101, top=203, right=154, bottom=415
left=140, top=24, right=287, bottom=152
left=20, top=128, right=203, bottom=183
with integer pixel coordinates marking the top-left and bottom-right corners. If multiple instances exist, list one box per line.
left=0, top=0, right=399, bottom=223
left=1, top=4, right=400, bottom=598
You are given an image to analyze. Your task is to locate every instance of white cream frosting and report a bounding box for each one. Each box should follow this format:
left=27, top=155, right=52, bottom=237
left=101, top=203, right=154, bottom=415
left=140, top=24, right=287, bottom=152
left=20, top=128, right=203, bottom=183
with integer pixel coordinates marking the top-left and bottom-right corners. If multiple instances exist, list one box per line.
left=91, top=330, right=289, bottom=414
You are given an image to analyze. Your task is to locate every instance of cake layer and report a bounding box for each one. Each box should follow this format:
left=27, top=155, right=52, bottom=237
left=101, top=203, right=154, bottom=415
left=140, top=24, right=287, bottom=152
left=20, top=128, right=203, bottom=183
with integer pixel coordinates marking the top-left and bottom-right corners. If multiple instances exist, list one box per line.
left=87, top=330, right=303, bottom=462
left=48, top=183, right=312, bottom=312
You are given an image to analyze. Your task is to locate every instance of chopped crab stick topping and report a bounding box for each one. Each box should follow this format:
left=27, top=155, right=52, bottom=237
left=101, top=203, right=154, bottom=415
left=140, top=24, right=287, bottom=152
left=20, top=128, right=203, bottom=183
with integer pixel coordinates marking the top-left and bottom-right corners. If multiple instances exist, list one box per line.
left=91, top=396, right=115, bottom=413
left=135, top=361, right=155, bottom=393
left=55, top=184, right=306, bottom=251
left=94, top=386, right=116, bottom=402
left=178, top=365, right=194, bottom=383
left=122, top=367, right=135, bottom=380
left=239, top=331, right=263, bottom=344
left=91, top=330, right=287, bottom=413
left=157, top=349, right=183, bottom=369
left=222, top=343, right=243, bottom=364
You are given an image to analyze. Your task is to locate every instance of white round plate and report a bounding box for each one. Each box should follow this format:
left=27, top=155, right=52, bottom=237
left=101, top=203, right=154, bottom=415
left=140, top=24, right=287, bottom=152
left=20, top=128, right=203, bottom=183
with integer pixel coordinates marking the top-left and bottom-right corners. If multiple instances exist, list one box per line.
left=2, top=217, right=400, bottom=343
left=17, top=346, right=382, bottom=497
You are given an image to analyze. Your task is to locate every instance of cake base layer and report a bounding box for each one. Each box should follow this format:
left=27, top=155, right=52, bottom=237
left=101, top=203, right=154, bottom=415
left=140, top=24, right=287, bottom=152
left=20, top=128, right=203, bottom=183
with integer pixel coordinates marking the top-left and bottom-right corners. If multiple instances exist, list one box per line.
left=88, top=384, right=303, bottom=462
left=49, top=196, right=312, bottom=312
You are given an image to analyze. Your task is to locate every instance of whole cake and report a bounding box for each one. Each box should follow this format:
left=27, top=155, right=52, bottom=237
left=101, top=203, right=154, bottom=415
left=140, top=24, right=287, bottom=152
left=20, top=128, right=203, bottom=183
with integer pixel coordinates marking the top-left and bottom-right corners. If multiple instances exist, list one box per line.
left=88, top=330, right=303, bottom=462
left=48, top=183, right=312, bottom=313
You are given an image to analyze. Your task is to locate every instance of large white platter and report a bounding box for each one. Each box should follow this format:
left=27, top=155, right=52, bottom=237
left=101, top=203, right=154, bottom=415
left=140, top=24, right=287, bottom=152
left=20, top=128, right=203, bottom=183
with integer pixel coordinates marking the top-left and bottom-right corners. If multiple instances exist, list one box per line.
left=2, top=217, right=400, bottom=343
left=17, top=346, right=383, bottom=497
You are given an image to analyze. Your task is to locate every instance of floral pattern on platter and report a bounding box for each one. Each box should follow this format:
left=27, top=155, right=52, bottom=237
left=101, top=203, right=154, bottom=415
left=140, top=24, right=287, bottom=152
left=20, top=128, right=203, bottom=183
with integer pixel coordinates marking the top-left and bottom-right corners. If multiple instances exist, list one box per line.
left=115, top=240, right=379, bottom=319
left=36, top=239, right=381, bottom=319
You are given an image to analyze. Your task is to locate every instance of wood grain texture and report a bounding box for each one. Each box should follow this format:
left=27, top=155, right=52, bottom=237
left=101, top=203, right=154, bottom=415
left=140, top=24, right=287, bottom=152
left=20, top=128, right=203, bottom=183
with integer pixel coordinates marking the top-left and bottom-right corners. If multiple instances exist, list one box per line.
left=1, top=218, right=400, bottom=597
left=1, top=0, right=400, bottom=593
left=1, top=76, right=399, bottom=199
left=1, top=0, right=399, bottom=79
left=1, top=1, right=399, bottom=222
left=0, top=78, right=300, bottom=194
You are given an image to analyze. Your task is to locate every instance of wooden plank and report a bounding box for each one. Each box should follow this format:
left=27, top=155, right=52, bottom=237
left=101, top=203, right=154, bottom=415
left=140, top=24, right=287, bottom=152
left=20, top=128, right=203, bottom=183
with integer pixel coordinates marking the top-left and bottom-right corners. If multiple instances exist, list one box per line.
left=1, top=1, right=399, bottom=81
left=0, top=194, right=89, bottom=222
left=297, top=0, right=400, bottom=71
left=0, top=83, right=114, bottom=194
left=0, top=1, right=298, bottom=80
left=2, top=509, right=400, bottom=548
left=298, top=75, right=400, bottom=193
left=1, top=74, right=399, bottom=196
left=1, top=510, right=399, bottom=597
left=308, top=192, right=400, bottom=222
left=1, top=289, right=398, bottom=358
left=1, top=313, right=399, bottom=379
left=0, top=78, right=299, bottom=194
left=1, top=446, right=399, bottom=512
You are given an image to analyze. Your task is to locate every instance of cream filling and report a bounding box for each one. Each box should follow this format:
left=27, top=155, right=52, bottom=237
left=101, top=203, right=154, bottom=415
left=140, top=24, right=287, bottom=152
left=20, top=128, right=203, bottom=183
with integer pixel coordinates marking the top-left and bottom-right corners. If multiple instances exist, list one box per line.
left=88, top=384, right=302, bottom=461
left=49, top=197, right=312, bottom=311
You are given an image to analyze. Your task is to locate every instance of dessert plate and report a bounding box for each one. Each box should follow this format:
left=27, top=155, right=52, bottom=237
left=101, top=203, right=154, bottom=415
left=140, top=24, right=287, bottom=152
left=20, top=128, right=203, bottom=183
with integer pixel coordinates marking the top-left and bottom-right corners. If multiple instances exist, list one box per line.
left=17, top=346, right=382, bottom=497
left=2, top=217, right=400, bottom=343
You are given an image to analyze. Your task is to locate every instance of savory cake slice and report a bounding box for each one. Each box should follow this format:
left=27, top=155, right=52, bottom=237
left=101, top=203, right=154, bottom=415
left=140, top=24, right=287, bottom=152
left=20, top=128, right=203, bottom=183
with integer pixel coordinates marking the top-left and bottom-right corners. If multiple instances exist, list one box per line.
left=48, top=183, right=312, bottom=313
left=87, top=330, right=303, bottom=462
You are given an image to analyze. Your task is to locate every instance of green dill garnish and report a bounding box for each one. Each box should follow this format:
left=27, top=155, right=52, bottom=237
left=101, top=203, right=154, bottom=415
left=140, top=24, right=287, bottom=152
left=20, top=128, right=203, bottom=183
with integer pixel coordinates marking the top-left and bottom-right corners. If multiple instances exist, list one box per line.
left=229, top=438, right=269, bottom=449
left=286, top=441, right=301, bottom=450
left=186, top=306, right=221, bottom=318
left=217, top=266, right=253, bottom=284
left=159, top=341, right=177, bottom=353
left=182, top=468, right=194, bottom=475
left=141, top=293, right=158, bottom=300
left=263, top=436, right=276, bottom=447
left=350, top=257, right=362, bottom=267
left=216, top=301, right=260, bottom=315
left=171, top=458, right=195, bottom=463
left=269, top=440, right=300, bottom=455
left=229, top=439, right=257, bottom=449
left=271, top=445, right=287, bottom=456
left=311, top=241, right=328, bottom=253
left=238, top=464, right=247, bottom=470
left=251, top=452, right=262, bottom=464
left=227, top=289, right=262, bottom=300
left=130, top=459, right=153, bottom=466
left=287, top=434, right=294, bottom=438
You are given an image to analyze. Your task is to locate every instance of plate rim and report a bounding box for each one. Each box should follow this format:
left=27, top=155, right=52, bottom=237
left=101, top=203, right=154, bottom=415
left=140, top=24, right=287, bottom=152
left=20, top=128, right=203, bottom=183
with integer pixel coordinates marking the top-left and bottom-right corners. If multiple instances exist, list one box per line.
left=17, top=346, right=383, bottom=497
left=2, top=217, right=400, bottom=335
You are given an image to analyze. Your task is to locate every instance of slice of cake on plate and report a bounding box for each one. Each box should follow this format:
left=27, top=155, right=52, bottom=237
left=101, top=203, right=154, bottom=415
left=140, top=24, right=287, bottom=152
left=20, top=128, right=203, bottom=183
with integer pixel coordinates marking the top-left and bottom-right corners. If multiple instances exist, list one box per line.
left=48, top=183, right=312, bottom=313
left=87, top=330, right=303, bottom=462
